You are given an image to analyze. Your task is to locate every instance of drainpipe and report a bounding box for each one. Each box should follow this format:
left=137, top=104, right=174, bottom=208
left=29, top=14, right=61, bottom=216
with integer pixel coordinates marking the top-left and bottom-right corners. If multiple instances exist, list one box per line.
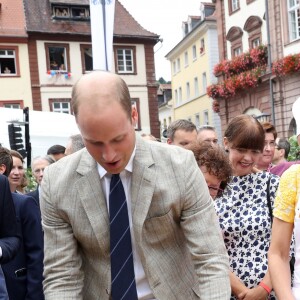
left=265, top=0, right=276, bottom=126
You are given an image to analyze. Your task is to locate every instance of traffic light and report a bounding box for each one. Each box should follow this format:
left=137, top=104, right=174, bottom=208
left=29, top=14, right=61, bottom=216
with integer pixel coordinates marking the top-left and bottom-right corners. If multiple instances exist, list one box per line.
left=8, top=124, right=27, bottom=158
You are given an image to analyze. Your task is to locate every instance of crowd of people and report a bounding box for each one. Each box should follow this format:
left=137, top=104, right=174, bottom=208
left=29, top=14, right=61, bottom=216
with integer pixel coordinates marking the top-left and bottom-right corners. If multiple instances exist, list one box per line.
left=0, top=70, right=299, bottom=299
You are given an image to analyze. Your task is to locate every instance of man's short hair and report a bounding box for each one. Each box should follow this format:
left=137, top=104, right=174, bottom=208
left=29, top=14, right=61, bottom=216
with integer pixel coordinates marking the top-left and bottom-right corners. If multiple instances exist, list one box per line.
left=276, top=138, right=290, bottom=159
left=166, top=119, right=197, bottom=141
left=47, top=145, right=66, bottom=155
left=197, top=125, right=216, bottom=133
left=0, top=147, right=13, bottom=176
left=69, top=134, right=85, bottom=153
left=31, top=155, right=55, bottom=170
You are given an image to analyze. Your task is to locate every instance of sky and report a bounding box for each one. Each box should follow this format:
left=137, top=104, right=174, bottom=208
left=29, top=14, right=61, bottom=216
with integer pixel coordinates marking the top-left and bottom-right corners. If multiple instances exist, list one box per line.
left=118, top=0, right=202, bottom=81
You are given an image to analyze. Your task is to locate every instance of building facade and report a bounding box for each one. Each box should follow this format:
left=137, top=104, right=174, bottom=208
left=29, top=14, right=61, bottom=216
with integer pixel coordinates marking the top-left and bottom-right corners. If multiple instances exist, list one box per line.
left=166, top=3, right=222, bottom=139
left=212, top=0, right=300, bottom=137
left=1, top=0, right=161, bottom=137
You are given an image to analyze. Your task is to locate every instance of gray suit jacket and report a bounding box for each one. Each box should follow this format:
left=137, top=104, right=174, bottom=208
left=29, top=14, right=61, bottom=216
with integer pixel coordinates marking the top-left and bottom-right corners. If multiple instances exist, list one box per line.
left=41, top=136, right=230, bottom=299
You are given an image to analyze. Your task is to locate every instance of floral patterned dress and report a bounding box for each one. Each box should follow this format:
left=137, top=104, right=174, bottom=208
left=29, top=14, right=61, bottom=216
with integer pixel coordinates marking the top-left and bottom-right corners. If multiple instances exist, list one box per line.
left=214, top=171, right=279, bottom=300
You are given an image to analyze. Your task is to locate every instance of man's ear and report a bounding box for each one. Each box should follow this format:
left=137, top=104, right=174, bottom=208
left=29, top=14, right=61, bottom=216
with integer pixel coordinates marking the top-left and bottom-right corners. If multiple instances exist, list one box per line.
left=167, top=138, right=172, bottom=145
left=0, top=164, right=7, bottom=175
left=131, top=107, right=138, bottom=127
left=223, top=137, right=229, bottom=150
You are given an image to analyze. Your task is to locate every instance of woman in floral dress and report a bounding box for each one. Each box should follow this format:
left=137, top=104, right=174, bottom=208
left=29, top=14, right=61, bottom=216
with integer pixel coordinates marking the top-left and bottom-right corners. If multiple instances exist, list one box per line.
left=214, top=115, right=279, bottom=300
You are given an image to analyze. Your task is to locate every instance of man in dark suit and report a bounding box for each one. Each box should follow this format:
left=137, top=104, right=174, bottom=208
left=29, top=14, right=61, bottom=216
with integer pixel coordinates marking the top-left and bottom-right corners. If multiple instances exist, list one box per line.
left=0, top=147, right=44, bottom=299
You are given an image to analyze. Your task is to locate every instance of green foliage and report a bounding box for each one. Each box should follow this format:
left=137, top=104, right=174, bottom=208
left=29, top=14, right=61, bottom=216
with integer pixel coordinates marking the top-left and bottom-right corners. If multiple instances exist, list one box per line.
left=288, top=135, right=300, bottom=161
left=25, top=168, right=37, bottom=192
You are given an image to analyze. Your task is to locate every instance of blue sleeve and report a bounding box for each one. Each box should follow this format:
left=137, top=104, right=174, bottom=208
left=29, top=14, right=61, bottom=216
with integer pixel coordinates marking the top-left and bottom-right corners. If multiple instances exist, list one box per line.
left=19, top=195, right=44, bottom=300
left=0, top=175, right=21, bottom=263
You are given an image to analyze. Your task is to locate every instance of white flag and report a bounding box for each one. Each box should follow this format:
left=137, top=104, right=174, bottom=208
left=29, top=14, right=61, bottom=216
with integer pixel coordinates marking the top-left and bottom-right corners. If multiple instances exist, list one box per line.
left=90, top=0, right=115, bottom=71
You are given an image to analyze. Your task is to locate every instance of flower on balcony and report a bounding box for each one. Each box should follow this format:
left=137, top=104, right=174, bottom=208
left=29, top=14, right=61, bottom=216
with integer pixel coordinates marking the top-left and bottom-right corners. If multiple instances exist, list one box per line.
left=272, top=53, right=300, bottom=77
left=207, top=66, right=266, bottom=100
left=213, top=45, right=268, bottom=77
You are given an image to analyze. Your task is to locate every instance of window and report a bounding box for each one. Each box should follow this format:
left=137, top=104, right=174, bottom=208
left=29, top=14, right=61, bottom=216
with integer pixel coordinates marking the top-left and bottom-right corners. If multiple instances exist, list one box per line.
left=202, top=73, right=207, bottom=93
left=184, top=51, right=189, bottom=67
left=175, top=89, right=179, bottom=106
left=52, top=5, right=90, bottom=20
left=168, top=116, right=172, bottom=126
left=233, top=47, right=242, bottom=57
left=288, top=0, right=300, bottom=41
left=179, top=87, right=182, bottom=104
left=244, top=16, right=263, bottom=50
left=177, top=58, right=181, bottom=72
left=195, top=113, right=200, bottom=127
left=45, top=43, right=70, bottom=72
left=173, top=61, right=177, bottom=74
left=229, top=0, right=240, bottom=14
left=114, top=46, right=136, bottom=74
left=200, top=38, right=205, bottom=54
left=192, top=45, right=197, bottom=60
left=49, top=99, right=71, bottom=114
left=0, top=100, right=23, bottom=108
left=186, top=82, right=190, bottom=100
left=252, top=37, right=261, bottom=48
left=0, top=47, right=19, bottom=76
left=194, top=77, right=199, bottom=97
left=80, top=44, right=93, bottom=72
left=226, top=26, right=243, bottom=58
left=203, top=110, right=209, bottom=125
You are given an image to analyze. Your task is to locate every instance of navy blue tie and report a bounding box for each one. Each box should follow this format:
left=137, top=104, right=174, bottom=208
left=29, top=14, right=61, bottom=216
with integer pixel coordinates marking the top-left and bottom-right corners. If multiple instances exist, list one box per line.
left=109, top=174, right=138, bottom=300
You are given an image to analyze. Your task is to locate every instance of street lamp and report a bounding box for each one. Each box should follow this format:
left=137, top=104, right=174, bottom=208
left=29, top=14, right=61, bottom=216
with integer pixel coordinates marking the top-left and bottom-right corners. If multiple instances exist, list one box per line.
left=255, top=113, right=271, bottom=123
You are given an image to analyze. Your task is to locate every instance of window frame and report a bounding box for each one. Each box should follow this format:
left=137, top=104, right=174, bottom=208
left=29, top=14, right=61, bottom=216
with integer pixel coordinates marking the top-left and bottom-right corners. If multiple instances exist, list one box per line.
left=114, top=45, right=136, bottom=75
left=45, top=43, right=71, bottom=72
left=288, top=0, right=300, bottom=41
left=49, top=98, right=72, bottom=114
left=0, top=46, right=20, bottom=77
left=194, top=77, right=199, bottom=97
left=0, top=100, right=23, bottom=108
left=192, top=45, right=197, bottom=61
left=228, top=0, right=240, bottom=15
left=80, top=44, right=93, bottom=73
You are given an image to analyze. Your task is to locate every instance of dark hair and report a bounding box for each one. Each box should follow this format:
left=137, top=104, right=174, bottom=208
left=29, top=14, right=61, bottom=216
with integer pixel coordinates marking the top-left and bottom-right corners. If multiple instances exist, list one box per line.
left=47, top=144, right=66, bottom=155
left=192, top=142, right=232, bottom=185
left=10, top=150, right=24, bottom=164
left=167, top=119, right=197, bottom=141
left=261, top=122, right=277, bottom=140
left=276, top=138, right=290, bottom=158
left=224, top=114, right=265, bottom=152
left=0, top=147, right=13, bottom=176
left=71, top=71, right=132, bottom=120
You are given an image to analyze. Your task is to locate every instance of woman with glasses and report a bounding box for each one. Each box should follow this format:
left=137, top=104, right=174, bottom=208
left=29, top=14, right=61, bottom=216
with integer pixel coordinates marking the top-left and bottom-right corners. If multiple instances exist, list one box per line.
left=214, top=114, right=280, bottom=300
left=192, top=141, right=232, bottom=199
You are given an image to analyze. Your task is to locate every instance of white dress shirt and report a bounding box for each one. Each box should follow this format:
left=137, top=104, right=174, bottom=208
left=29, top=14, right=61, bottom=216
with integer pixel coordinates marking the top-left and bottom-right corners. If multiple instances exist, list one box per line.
left=97, top=146, right=155, bottom=300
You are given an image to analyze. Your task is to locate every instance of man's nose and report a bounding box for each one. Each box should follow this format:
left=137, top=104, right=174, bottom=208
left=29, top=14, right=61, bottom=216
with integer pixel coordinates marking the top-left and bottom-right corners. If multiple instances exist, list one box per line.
left=102, top=145, right=116, bottom=162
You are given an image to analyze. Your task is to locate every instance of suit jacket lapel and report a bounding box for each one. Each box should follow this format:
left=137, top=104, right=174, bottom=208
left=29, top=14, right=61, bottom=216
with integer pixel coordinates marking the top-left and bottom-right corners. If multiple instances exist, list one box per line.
left=131, top=136, right=156, bottom=230
left=75, top=150, right=109, bottom=250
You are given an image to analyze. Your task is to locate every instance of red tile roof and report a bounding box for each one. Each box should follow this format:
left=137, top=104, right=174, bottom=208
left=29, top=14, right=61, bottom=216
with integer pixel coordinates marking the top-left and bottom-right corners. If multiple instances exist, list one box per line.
left=23, top=0, right=159, bottom=40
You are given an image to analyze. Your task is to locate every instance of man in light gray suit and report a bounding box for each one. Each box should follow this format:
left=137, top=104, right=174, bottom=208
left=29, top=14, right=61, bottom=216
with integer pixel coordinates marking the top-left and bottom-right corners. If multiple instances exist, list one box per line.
left=41, top=71, right=230, bottom=299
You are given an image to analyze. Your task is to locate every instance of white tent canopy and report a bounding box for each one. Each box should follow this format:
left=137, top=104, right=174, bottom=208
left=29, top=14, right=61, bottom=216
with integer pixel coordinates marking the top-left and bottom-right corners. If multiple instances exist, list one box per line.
left=0, top=108, right=80, bottom=158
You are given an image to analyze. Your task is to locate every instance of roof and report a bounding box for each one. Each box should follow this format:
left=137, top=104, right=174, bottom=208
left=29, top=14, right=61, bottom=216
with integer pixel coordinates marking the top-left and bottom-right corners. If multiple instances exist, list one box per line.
left=23, top=0, right=159, bottom=40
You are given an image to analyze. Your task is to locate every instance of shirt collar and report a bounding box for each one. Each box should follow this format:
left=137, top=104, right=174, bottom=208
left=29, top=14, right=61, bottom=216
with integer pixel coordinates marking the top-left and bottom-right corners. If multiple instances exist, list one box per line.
left=97, top=145, right=136, bottom=179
